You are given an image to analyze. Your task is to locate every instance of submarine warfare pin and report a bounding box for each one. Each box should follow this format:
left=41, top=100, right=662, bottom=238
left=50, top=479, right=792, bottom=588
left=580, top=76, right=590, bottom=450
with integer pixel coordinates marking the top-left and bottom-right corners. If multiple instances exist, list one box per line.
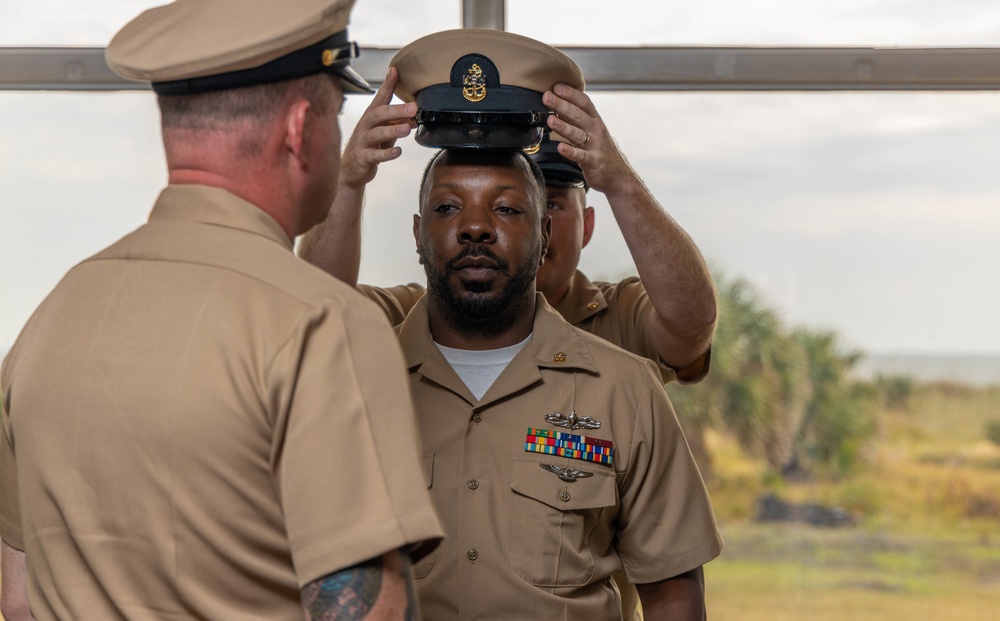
left=545, top=410, right=601, bottom=431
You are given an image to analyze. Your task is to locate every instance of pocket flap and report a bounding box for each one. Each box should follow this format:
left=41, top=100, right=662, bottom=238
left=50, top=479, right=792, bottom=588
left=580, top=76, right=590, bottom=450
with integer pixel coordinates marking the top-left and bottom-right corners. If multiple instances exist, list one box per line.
left=510, top=456, right=616, bottom=511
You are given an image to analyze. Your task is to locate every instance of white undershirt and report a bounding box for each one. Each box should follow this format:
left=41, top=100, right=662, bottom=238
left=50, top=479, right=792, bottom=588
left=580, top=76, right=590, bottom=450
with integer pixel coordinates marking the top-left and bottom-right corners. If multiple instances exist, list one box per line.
left=435, top=335, right=531, bottom=400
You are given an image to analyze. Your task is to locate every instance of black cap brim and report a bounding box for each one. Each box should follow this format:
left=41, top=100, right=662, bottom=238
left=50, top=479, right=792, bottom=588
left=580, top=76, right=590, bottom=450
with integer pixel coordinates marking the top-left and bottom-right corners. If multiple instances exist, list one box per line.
left=333, top=64, right=374, bottom=93
left=415, top=123, right=544, bottom=149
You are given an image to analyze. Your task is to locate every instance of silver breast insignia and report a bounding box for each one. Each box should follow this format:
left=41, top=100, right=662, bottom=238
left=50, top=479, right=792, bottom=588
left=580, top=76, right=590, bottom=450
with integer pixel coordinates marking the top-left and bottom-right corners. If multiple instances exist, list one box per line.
left=540, top=463, right=594, bottom=482
left=545, top=410, right=601, bottom=430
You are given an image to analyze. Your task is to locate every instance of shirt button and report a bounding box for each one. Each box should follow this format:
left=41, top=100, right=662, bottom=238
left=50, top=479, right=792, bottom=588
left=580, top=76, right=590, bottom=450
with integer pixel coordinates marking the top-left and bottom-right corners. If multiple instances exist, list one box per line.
left=467, top=479, right=480, bottom=490
left=472, top=412, right=483, bottom=423
left=467, top=549, right=479, bottom=561
left=559, top=491, right=571, bottom=502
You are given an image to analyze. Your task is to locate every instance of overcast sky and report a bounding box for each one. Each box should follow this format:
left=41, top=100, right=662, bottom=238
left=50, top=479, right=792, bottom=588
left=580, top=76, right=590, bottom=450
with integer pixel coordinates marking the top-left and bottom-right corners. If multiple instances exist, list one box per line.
left=2, top=1, right=1000, bottom=356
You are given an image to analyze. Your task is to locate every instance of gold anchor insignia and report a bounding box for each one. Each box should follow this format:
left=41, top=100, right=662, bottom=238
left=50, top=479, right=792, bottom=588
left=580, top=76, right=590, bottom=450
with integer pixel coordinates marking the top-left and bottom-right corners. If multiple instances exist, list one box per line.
left=540, top=463, right=594, bottom=482
left=462, top=63, right=487, bottom=102
left=545, top=410, right=602, bottom=430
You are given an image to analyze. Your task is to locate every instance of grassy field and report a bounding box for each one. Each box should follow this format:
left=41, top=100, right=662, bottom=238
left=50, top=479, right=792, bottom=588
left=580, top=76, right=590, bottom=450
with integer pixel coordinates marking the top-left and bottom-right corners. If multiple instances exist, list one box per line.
left=703, top=383, right=1000, bottom=620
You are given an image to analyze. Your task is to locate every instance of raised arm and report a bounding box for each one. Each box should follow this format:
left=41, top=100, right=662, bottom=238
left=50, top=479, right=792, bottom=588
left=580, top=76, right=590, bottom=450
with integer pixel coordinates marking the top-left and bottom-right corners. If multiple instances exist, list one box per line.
left=301, top=549, right=417, bottom=621
left=1, top=541, right=35, bottom=621
left=543, top=84, right=717, bottom=376
left=298, top=67, right=416, bottom=286
left=635, top=566, right=706, bottom=621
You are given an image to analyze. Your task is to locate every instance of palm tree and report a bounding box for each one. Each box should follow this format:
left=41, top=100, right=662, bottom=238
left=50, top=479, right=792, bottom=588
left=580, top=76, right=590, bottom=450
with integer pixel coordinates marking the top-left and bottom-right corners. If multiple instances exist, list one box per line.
left=670, top=271, right=874, bottom=478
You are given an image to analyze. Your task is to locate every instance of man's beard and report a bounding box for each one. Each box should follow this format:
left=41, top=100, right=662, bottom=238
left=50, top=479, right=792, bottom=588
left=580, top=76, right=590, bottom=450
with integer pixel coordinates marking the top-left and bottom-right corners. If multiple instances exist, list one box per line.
left=421, top=244, right=538, bottom=338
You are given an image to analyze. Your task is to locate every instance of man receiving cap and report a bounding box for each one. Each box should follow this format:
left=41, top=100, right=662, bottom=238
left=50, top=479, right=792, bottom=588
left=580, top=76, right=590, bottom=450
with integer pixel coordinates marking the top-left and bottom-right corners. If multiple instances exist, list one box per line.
left=0, top=1, right=442, bottom=620
left=300, top=31, right=716, bottom=388
left=302, top=29, right=721, bottom=619
left=299, top=33, right=716, bottom=617
left=386, top=143, right=721, bottom=619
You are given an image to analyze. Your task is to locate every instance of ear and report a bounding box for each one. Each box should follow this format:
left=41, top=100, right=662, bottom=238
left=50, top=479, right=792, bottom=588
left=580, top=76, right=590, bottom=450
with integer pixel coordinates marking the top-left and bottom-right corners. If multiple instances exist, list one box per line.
left=581, top=205, right=596, bottom=248
left=283, top=99, right=312, bottom=169
left=539, top=215, right=552, bottom=266
left=413, top=213, right=424, bottom=265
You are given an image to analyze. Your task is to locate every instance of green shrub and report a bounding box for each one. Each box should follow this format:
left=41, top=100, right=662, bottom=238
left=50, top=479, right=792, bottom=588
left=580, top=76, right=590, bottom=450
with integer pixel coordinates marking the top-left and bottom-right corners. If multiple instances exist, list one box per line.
left=985, top=420, right=1000, bottom=447
left=875, top=374, right=914, bottom=409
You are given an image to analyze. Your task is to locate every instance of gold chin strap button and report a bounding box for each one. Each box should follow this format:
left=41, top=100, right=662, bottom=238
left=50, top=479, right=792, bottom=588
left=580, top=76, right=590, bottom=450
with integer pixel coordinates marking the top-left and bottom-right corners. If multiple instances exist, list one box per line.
left=553, top=352, right=567, bottom=363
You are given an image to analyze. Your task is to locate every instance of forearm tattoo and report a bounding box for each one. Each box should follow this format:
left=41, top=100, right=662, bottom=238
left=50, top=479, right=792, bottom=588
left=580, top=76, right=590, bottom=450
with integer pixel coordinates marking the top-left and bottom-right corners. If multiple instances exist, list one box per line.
left=302, top=556, right=383, bottom=620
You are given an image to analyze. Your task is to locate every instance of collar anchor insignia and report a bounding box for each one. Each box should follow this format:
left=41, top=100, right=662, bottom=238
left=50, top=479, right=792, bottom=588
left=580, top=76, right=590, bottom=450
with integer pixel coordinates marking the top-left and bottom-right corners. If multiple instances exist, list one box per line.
left=545, top=410, right=601, bottom=430
left=540, top=463, right=594, bottom=482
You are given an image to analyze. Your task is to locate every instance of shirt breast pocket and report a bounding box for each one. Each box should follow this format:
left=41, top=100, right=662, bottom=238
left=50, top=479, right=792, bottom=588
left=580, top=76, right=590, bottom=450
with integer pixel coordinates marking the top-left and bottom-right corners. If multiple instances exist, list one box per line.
left=507, top=456, right=618, bottom=587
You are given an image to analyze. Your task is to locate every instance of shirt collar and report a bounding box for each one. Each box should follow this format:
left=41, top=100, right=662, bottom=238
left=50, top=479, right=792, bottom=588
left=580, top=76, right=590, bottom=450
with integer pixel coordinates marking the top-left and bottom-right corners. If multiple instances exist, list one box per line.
left=551, top=270, right=608, bottom=325
left=397, top=292, right=599, bottom=377
left=148, top=184, right=293, bottom=251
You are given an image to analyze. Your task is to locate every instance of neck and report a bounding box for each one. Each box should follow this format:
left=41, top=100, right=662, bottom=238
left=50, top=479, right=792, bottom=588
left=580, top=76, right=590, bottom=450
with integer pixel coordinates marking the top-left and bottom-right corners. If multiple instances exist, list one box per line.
left=169, top=169, right=297, bottom=241
left=164, top=126, right=300, bottom=242
left=540, top=279, right=570, bottom=307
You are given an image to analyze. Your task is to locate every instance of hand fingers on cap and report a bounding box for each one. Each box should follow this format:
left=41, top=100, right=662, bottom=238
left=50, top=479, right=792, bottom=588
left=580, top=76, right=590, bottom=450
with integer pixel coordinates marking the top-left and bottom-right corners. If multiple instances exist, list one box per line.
left=545, top=93, right=590, bottom=129
left=368, top=124, right=410, bottom=147
left=375, top=145, right=403, bottom=162
left=553, top=82, right=598, bottom=117
left=547, top=114, right=584, bottom=140
left=361, top=102, right=416, bottom=131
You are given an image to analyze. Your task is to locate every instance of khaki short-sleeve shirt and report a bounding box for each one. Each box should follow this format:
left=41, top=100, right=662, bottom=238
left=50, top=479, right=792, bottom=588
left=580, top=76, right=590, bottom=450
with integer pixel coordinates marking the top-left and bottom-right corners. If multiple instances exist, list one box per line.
left=0, top=185, right=442, bottom=621
left=395, top=295, right=722, bottom=620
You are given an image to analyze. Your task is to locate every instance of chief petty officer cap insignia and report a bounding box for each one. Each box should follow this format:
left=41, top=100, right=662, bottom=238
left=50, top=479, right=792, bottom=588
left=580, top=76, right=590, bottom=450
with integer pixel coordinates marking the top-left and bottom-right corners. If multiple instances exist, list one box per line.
left=531, top=131, right=589, bottom=190
left=391, top=29, right=586, bottom=149
left=106, top=0, right=374, bottom=96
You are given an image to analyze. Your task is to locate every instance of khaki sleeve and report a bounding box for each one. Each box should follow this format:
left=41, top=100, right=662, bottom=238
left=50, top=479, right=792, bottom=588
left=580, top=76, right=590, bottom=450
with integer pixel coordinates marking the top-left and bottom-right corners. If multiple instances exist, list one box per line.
left=0, top=358, right=24, bottom=550
left=603, top=278, right=711, bottom=384
left=268, top=294, right=442, bottom=587
left=614, top=361, right=722, bottom=584
left=357, top=283, right=426, bottom=327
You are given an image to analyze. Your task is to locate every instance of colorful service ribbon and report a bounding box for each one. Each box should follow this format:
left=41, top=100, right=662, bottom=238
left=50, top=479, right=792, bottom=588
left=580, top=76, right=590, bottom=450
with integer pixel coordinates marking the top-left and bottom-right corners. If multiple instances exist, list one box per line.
left=524, top=427, right=614, bottom=465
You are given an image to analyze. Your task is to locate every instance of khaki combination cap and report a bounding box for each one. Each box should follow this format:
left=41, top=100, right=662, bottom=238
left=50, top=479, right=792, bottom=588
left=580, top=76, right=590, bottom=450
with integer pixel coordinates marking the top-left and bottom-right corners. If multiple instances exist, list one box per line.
left=391, top=29, right=585, bottom=150
left=106, top=0, right=373, bottom=95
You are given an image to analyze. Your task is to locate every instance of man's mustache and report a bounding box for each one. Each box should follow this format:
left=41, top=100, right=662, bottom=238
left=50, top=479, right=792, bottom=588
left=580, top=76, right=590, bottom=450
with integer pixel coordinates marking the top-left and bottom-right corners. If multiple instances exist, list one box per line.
left=446, top=246, right=510, bottom=272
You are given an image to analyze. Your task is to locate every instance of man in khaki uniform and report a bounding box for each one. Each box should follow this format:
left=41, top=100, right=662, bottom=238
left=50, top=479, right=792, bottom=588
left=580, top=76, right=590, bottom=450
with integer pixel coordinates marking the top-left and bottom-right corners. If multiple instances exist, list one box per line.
left=398, top=143, right=721, bottom=619
left=298, top=29, right=718, bottom=619
left=330, top=31, right=721, bottom=619
left=0, top=2, right=442, bottom=620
